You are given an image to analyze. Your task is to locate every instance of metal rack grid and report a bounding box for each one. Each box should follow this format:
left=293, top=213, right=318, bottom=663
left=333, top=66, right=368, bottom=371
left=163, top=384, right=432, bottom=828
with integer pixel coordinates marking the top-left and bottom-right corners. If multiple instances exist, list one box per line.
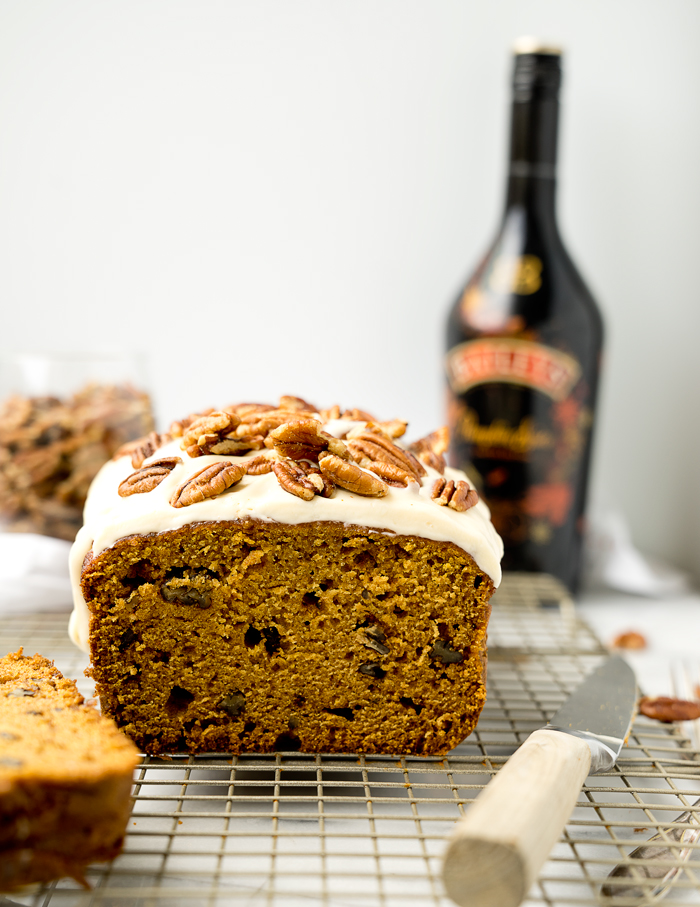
left=3, top=574, right=700, bottom=907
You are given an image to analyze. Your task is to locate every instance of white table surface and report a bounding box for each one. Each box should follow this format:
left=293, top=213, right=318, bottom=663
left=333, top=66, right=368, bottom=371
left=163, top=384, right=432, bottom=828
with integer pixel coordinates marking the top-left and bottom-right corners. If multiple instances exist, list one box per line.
left=577, top=588, right=700, bottom=698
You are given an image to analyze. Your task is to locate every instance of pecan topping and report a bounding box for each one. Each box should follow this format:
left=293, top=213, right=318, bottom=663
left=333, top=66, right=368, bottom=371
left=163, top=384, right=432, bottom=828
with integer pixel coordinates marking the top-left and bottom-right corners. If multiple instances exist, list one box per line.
left=244, top=453, right=277, bottom=475
left=181, top=412, right=243, bottom=457
left=279, top=394, right=318, bottom=412
left=431, top=478, right=478, bottom=512
left=376, top=419, right=408, bottom=439
left=269, top=419, right=348, bottom=462
left=416, top=448, right=446, bottom=473
left=170, top=461, right=245, bottom=508
left=342, top=407, right=376, bottom=421
left=346, top=429, right=425, bottom=481
left=117, top=431, right=171, bottom=468
left=169, top=409, right=215, bottom=439
left=118, top=457, right=182, bottom=497
left=410, top=427, right=450, bottom=474
left=367, top=461, right=417, bottom=488
left=272, top=459, right=317, bottom=501
left=301, top=461, right=335, bottom=497
left=318, top=453, right=388, bottom=497
left=413, top=426, right=450, bottom=455
left=639, top=696, right=700, bottom=723
left=319, top=404, right=341, bottom=421
left=611, top=631, right=647, bottom=651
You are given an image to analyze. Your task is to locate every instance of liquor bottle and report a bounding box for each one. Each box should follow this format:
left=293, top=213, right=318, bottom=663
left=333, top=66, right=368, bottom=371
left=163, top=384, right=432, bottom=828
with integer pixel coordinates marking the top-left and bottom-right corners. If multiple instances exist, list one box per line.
left=445, top=40, right=603, bottom=593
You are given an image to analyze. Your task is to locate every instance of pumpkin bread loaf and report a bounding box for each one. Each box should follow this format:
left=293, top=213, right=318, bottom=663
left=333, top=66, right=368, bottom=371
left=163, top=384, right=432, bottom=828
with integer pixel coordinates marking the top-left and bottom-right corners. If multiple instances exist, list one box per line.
left=70, top=397, right=503, bottom=756
left=0, top=650, right=139, bottom=891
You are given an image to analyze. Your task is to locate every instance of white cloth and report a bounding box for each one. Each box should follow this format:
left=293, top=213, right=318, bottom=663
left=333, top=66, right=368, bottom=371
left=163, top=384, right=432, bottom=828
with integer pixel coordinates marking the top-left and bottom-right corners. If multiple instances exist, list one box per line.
left=583, top=509, right=691, bottom=597
left=0, top=532, right=73, bottom=612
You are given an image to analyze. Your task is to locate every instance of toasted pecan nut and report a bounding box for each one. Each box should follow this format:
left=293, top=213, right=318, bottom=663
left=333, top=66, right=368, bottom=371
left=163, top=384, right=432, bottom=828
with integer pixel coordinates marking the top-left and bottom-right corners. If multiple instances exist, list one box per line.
left=224, top=403, right=276, bottom=417
left=244, top=453, right=277, bottom=475
left=611, top=631, right=647, bottom=651
left=210, top=435, right=265, bottom=455
left=367, top=461, right=417, bottom=488
left=117, top=431, right=171, bottom=469
left=118, top=457, right=182, bottom=497
left=272, top=459, right=317, bottom=501
left=376, top=419, right=408, bottom=439
left=417, top=449, right=446, bottom=474
left=270, top=420, right=349, bottom=462
left=319, top=404, right=341, bottom=422
left=431, top=478, right=478, bottom=512
left=342, top=408, right=376, bottom=422
left=410, top=428, right=450, bottom=474
left=279, top=395, right=318, bottom=413
left=170, top=461, right=245, bottom=508
left=319, top=453, right=388, bottom=497
left=180, top=412, right=241, bottom=457
left=639, top=696, right=700, bottom=723
left=346, top=431, right=425, bottom=482
left=301, top=461, right=335, bottom=497
left=411, top=426, right=450, bottom=456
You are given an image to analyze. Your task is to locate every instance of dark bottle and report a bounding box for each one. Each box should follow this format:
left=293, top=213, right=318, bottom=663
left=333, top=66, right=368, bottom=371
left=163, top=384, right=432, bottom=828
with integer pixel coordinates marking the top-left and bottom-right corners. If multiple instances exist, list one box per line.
left=445, top=41, right=603, bottom=593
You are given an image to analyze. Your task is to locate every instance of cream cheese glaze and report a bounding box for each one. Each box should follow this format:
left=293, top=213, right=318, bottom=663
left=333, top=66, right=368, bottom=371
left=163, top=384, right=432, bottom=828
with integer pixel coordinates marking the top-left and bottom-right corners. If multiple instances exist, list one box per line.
left=69, top=423, right=503, bottom=652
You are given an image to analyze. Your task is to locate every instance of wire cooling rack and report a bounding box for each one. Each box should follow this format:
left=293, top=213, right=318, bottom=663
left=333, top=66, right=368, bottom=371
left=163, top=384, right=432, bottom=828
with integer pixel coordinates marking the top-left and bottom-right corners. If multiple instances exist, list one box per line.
left=3, top=574, right=700, bottom=907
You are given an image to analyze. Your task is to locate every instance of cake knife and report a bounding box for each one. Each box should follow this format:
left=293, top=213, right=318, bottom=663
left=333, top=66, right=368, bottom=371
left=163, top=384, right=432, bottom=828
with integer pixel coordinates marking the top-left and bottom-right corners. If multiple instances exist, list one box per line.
left=442, top=654, right=637, bottom=907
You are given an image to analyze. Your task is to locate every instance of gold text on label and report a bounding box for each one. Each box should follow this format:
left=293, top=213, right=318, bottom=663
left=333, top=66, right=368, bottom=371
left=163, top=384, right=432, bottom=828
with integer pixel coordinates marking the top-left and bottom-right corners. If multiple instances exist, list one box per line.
left=488, top=254, right=543, bottom=294
left=457, top=408, right=553, bottom=456
left=446, top=338, right=581, bottom=402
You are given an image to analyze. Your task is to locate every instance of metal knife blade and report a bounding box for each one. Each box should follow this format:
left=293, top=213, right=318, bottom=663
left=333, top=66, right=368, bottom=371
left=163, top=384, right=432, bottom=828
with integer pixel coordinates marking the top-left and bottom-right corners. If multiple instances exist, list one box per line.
left=548, top=654, right=637, bottom=771
left=443, top=655, right=638, bottom=907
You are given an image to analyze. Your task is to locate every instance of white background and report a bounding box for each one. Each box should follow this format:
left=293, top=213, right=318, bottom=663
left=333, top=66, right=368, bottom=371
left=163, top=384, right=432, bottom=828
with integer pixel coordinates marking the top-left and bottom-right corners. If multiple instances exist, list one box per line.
left=0, top=1, right=698, bottom=581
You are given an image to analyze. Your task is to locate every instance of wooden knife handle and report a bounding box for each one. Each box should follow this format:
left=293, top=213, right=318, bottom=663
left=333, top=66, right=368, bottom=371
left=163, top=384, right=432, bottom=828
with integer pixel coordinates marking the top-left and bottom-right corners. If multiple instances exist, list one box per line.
left=442, top=728, right=592, bottom=907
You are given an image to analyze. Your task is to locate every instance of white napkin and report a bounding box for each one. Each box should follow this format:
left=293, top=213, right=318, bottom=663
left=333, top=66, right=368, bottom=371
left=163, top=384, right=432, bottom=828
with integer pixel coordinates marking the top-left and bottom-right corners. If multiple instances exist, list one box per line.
left=583, top=509, right=691, bottom=597
left=0, top=532, right=73, bottom=613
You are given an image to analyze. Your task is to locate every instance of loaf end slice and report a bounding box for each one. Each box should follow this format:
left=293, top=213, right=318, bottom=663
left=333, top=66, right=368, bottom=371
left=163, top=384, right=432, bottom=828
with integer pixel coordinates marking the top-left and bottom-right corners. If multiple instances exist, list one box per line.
left=0, top=649, right=139, bottom=891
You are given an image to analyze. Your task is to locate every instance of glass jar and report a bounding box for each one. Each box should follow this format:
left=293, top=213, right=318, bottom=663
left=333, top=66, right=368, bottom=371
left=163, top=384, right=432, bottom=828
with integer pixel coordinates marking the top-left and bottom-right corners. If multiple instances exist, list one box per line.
left=0, top=352, right=154, bottom=541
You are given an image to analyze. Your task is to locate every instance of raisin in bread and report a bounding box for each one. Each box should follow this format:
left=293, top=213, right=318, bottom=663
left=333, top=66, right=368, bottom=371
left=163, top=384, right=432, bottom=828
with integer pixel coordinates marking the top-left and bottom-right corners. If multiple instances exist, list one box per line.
left=70, top=397, right=503, bottom=756
left=0, top=650, right=139, bottom=890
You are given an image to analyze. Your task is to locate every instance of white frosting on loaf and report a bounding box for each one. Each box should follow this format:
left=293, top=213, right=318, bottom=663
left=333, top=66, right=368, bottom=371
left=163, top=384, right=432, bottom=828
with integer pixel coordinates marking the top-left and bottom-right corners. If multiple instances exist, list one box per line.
left=69, top=422, right=503, bottom=652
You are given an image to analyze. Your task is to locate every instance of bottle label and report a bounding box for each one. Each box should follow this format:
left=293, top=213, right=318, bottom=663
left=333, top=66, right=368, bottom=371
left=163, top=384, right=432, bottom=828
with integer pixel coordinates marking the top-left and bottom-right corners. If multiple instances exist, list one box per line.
left=446, top=338, right=581, bottom=401
left=488, top=254, right=543, bottom=294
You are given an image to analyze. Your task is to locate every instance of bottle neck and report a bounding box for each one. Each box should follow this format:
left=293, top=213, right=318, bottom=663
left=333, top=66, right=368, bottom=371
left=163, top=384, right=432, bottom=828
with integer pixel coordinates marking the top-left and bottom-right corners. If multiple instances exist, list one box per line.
left=504, top=94, right=559, bottom=222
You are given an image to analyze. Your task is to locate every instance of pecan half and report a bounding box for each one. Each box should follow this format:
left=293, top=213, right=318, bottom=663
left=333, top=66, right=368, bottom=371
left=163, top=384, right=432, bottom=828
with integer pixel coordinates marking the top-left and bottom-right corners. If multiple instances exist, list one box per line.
left=639, top=696, right=700, bottom=723
left=301, top=461, right=335, bottom=497
left=342, top=407, right=376, bottom=422
left=210, top=435, right=265, bottom=455
left=412, top=426, right=450, bottom=456
left=117, top=431, right=171, bottom=468
left=244, top=453, right=277, bottom=475
left=170, top=461, right=246, bottom=508
left=318, top=453, right=388, bottom=497
left=346, top=430, right=425, bottom=481
left=180, top=411, right=244, bottom=457
left=269, top=419, right=348, bottom=462
left=225, top=403, right=276, bottom=417
left=410, top=427, right=449, bottom=474
left=367, top=461, right=417, bottom=488
left=272, top=459, right=317, bottom=501
left=431, top=478, right=478, bottom=512
left=611, top=631, right=647, bottom=650
left=169, top=409, right=215, bottom=439
left=376, top=419, right=408, bottom=439
left=319, top=404, right=341, bottom=421
left=118, top=457, right=182, bottom=497
left=279, top=394, right=318, bottom=412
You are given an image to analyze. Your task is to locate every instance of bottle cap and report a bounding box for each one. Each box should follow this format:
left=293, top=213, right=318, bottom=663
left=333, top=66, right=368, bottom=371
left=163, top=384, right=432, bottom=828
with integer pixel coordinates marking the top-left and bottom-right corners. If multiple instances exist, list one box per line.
left=512, top=36, right=563, bottom=56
